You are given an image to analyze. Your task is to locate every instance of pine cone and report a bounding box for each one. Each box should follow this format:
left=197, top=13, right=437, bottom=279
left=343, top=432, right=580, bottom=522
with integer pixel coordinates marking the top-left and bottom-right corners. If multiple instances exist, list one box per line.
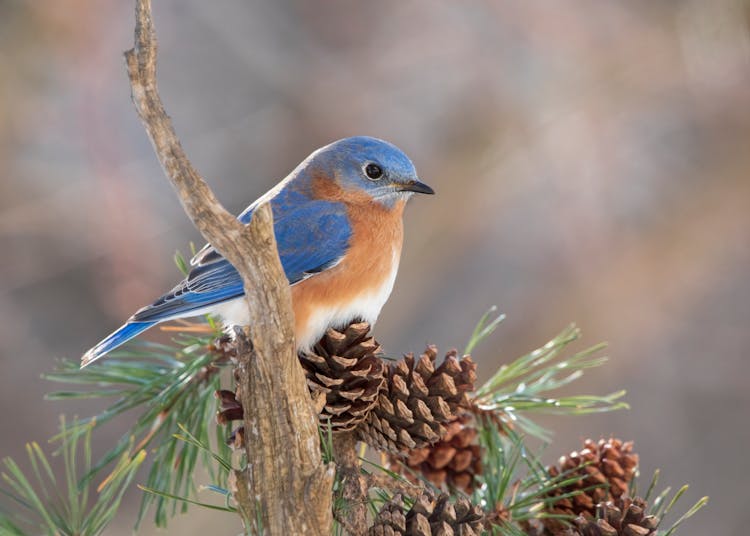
left=543, top=438, right=639, bottom=531
left=216, top=322, right=386, bottom=447
left=369, top=492, right=485, bottom=536
left=215, top=389, right=246, bottom=449
left=212, top=333, right=246, bottom=448
left=547, top=497, right=658, bottom=536
left=300, top=322, right=386, bottom=431
left=388, top=413, right=483, bottom=493
left=358, top=346, right=476, bottom=454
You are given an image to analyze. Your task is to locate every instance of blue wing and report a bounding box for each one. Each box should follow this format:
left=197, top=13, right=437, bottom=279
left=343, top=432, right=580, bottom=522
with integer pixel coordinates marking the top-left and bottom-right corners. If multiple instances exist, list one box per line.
left=189, top=181, right=312, bottom=267
left=81, top=198, right=351, bottom=366
left=131, top=200, right=351, bottom=323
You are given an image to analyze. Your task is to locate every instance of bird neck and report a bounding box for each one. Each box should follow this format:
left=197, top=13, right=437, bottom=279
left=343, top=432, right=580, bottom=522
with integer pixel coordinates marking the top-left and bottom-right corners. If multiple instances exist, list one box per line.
left=308, top=170, right=406, bottom=252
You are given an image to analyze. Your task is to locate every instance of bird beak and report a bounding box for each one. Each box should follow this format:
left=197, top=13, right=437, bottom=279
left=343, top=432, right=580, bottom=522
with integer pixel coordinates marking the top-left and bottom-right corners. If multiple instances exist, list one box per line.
left=399, top=179, right=435, bottom=195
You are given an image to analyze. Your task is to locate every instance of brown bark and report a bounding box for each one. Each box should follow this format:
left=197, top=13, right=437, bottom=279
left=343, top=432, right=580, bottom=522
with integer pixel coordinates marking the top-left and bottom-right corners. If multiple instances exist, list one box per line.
left=124, top=0, right=333, bottom=533
left=331, top=432, right=423, bottom=536
left=333, top=432, right=368, bottom=536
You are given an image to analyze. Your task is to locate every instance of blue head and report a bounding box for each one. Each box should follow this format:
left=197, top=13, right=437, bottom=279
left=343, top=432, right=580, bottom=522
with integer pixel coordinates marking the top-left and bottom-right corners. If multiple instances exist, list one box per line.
left=301, top=136, right=434, bottom=206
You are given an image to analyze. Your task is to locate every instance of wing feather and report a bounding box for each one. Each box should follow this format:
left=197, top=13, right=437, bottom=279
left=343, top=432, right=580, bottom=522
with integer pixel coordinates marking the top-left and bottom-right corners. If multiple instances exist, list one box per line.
left=133, top=200, right=350, bottom=322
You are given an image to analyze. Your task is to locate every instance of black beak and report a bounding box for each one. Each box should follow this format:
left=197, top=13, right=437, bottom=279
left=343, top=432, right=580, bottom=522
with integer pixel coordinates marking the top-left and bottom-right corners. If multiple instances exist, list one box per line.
left=400, top=179, right=435, bottom=195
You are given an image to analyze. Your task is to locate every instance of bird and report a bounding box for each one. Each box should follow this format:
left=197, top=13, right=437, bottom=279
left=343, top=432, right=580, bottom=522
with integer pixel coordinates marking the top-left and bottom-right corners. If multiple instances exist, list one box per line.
left=81, top=136, right=434, bottom=367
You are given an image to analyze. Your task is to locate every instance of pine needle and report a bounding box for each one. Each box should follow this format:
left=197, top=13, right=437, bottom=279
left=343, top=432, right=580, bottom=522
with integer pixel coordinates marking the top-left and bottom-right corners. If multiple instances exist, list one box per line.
left=43, top=333, right=231, bottom=528
left=473, top=324, right=626, bottom=440
left=0, top=418, right=144, bottom=535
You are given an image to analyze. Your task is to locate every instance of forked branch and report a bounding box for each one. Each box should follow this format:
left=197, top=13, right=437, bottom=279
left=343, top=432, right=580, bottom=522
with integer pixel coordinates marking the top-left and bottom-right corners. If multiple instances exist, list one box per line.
left=124, top=0, right=333, bottom=533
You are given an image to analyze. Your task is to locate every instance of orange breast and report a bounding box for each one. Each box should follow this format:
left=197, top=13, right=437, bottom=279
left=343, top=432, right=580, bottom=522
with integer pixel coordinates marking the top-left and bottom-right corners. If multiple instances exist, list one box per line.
left=291, top=182, right=405, bottom=349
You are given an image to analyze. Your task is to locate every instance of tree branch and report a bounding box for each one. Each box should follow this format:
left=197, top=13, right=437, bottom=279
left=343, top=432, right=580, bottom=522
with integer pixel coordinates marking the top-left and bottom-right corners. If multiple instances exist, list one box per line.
left=124, top=1, right=333, bottom=533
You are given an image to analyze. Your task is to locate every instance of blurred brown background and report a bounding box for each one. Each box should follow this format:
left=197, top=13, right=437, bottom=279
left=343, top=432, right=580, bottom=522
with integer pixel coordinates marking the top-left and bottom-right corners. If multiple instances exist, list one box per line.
left=2, top=1, right=749, bottom=534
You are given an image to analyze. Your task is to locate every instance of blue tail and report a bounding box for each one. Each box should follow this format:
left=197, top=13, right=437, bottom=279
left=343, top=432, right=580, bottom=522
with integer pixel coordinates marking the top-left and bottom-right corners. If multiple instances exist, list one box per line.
left=81, top=321, right=157, bottom=368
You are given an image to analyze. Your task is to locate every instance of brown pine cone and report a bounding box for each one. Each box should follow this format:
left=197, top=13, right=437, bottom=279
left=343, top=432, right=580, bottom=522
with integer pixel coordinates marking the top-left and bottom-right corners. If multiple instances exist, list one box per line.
left=216, top=389, right=242, bottom=424
left=215, top=389, right=245, bottom=449
left=369, top=492, right=485, bottom=536
left=543, top=438, right=639, bottom=531
left=212, top=334, right=246, bottom=449
left=300, top=322, right=386, bottom=431
left=546, top=497, right=658, bottom=536
left=388, top=413, right=483, bottom=493
left=215, top=322, right=386, bottom=446
left=357, top=346, right=476, bottom=455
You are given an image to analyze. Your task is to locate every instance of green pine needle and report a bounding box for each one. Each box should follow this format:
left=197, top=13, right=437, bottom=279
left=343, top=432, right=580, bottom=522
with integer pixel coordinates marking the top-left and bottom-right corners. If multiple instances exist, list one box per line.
left=173, top=423, right=234, bottom=474
left=173, top=243, right=199, bottom=276
left=0, top=417, right=144, bottom=536
left=473, top=322, right=627, bottom=441
left=662, top=494, right=709, bottom=536
left=465, top=306, right=506, bottom=355
left=643, top=468, right=660, bottom=502
left=319, top=421, right=335, bottom=465
left=44, top=333, right=231, bottom=528
left=174, top=250, right=190, bottom=276
left=631, top=471, right=709, bottom=536
left=138, top=486, right=237, bottom=513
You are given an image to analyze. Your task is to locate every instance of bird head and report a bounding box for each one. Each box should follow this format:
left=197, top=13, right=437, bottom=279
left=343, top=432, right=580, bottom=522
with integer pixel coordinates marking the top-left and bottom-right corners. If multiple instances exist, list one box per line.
left=303, top=136, right=434, bottom=207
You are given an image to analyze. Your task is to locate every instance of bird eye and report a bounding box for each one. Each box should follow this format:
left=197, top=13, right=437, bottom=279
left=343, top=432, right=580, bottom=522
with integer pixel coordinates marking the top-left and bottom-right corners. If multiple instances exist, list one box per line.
left=364, top=163, right=384, bottom=180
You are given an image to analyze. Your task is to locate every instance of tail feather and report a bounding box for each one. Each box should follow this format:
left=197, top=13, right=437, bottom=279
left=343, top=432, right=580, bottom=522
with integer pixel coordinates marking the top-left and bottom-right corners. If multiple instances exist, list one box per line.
left=81, top=321, right=157, bottom=368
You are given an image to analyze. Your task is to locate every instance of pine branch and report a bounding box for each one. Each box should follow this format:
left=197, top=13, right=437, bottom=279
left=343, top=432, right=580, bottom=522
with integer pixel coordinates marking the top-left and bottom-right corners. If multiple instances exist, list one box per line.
left=473, top=317, right=628, bottom=441
left=473, top=422, right=595, bottom=527
left=45, top=335, right=229, bottom=527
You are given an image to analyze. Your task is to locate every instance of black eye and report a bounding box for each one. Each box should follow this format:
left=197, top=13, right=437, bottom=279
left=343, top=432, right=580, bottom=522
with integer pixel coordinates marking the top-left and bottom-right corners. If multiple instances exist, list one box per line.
left=364, top=163, right=384, bottom=180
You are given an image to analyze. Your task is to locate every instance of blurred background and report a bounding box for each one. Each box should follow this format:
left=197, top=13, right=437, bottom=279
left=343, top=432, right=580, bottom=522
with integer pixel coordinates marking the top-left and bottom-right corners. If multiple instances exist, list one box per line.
left=2, top=0, right=749, bottom=534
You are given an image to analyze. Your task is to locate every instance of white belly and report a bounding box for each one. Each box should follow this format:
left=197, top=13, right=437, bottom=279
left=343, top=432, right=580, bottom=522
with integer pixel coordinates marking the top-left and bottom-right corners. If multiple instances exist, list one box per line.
left=213, top=249, right=400, bottom=351
left=295, top=249, right=400, bottom=350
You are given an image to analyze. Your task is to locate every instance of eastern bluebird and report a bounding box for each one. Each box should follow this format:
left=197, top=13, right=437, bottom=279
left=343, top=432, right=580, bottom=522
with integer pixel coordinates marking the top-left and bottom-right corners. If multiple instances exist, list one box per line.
left=81, top=136, right=433, bottom=367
